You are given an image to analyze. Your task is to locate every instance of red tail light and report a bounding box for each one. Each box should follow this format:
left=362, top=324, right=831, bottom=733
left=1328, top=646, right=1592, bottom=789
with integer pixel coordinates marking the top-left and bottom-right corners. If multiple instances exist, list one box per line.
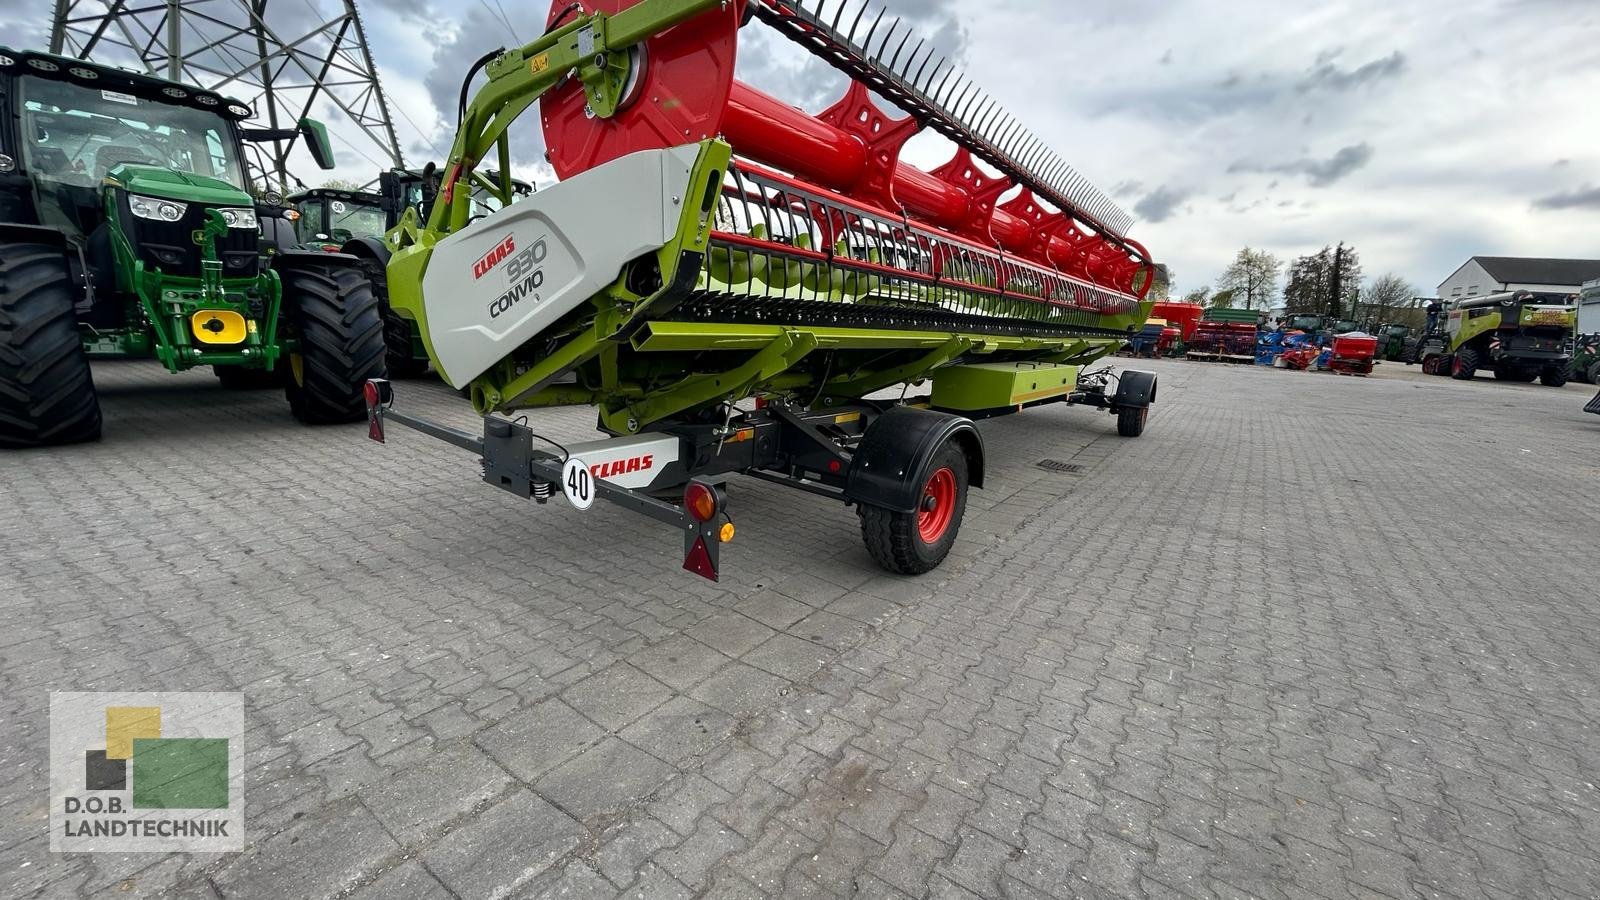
left=684, top=481, right=719, bottom=522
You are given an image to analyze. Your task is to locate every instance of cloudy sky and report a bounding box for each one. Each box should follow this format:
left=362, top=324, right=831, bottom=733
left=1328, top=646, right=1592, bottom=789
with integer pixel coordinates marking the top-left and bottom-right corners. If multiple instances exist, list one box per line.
left=4, top=0, right=1598, bottom=296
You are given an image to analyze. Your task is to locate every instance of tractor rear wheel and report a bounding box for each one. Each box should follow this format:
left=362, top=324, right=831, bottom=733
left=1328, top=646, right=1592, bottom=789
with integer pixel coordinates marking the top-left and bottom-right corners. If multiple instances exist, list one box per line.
left=1451, top=347, right=1480, bottom=380
left=858, top=441, right=968, bottom=575
left=1116, top=406, right=1148, bottom=437
left=1540, top=366, right=1569, bottom=388
left=0, top=240, right=101, bottom=448
left=281, top=261, right=386, bottom=424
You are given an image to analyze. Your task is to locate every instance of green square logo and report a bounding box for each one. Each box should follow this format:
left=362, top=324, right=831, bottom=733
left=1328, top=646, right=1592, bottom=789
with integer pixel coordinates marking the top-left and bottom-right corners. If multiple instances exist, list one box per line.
left=131, top=738, right=229, bottom=810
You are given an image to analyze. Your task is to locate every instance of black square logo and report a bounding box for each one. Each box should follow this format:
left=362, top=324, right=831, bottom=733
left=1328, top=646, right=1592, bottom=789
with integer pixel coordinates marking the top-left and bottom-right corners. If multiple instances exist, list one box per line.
left=85, top=750, right=126, bottom=791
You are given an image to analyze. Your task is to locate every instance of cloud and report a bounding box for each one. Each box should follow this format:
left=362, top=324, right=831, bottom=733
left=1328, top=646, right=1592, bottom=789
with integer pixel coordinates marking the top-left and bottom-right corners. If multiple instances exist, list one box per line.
left=1134, top=185, right=1190, bottom=223
left=1297, top=51, right=1407, bottom=92
left=1532, top=185, right=1600, bottom=210
left=1229, top=144, right=1375, bottom=187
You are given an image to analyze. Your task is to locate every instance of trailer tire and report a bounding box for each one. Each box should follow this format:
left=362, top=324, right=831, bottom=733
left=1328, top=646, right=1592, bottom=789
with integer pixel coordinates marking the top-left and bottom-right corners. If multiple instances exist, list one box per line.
left=1116, top=406, right=1148, bottom=437
left=1540, top=366, right=1568, bottom=388
left=858, top=441, right=968, bottom=576
left=281, top=261, right=386, bottom=424
left=1451, top=347, right=1480, bottom=380
left=0, top=241, right=101, bottom=448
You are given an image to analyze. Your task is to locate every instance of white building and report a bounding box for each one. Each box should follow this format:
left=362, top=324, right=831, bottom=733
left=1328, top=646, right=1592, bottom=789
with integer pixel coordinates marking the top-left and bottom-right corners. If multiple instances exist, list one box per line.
left=1437, top=257, right=1600, bottom=303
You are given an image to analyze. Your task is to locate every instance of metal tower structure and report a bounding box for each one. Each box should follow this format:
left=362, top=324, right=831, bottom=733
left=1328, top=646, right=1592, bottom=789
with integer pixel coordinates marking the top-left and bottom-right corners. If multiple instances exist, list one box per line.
left=49, top=0, right=405, bottom=189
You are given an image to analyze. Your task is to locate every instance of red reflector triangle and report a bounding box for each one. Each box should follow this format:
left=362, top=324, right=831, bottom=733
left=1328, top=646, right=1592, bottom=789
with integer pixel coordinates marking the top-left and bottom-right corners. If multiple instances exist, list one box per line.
left=683, top=536, right=718, bottom=581
left=367, top=409, right=385, bottom=443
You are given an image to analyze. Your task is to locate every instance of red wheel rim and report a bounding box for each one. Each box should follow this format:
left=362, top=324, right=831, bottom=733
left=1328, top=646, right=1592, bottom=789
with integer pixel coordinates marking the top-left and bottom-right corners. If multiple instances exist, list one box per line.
left=918, top=467, right=957, bottom=544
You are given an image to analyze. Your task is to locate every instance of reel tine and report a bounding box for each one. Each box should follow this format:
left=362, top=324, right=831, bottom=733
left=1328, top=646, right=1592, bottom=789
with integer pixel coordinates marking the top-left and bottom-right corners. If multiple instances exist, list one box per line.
left=846, top=0, right=871, bottom=44
left=860, top=8, right=886, bottom=56
left=830, top=0, right=850, bottom=32
left=910, top=46, right=938, bottom=91
left=875, top=18, right=902, bottom=60
left=931, top=61, right=956, bottom=101
left=888, top=31, right=916, bottom=75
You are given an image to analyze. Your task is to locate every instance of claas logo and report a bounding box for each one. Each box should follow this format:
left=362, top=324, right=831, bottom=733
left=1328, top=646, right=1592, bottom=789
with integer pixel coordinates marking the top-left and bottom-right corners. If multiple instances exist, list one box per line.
left=473, top=235, right=516, bottom=280
left=591, top=455, right=653, bottom=478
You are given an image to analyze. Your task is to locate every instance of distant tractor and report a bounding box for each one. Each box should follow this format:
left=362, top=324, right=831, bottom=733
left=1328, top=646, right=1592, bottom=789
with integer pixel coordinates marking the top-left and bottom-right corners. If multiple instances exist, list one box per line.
left=1415, top=291, right=1575, bottom=386
left=1373, top=324, right=1413, bottom=361
left=0, top=47, right=386, bottom=448
left=292, top=169, right=533, bottom=378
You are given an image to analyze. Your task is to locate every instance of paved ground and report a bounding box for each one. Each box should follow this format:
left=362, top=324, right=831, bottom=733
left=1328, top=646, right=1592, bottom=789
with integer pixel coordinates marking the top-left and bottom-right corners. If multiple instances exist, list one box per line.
left=3, top=356, right=1599, bottom=899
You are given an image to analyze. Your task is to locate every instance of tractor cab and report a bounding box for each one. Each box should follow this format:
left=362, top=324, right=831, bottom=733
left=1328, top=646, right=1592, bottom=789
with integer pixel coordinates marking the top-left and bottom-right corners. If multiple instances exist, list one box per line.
left=289, top=187, right=387, bottom=249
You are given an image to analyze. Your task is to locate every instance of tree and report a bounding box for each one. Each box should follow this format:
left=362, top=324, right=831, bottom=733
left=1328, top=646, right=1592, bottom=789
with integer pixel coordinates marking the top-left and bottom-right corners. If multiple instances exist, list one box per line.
left=320, top=178, right=363, bottom=191
left=1361, top=273, right=1421, bottom=326
left=1147, top=264, right=1172, bottom=302
left=1182, top=286, right=1211, bottom=304
left=1216, top=247, right=1282, bottom=310
left=1210, top=288, right=1238, bottom=308
left=1281, top=244, right=1363, bottom=318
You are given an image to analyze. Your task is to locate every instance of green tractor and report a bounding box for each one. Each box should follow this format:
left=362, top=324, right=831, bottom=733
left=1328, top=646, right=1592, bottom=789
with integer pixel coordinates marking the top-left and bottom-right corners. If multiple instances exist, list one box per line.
left=1372, top=323, right=1413, bottom=361
left=288, top=169, right=533, bottom=378
left=0, top=47, right=387, bottom=447
left=1415, top=291, right=1575, bottom=385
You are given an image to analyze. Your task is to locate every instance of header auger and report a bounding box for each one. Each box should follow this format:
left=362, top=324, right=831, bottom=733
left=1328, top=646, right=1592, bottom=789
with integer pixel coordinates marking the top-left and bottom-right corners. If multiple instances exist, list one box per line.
left=368, top=0, right=1162, bottom=580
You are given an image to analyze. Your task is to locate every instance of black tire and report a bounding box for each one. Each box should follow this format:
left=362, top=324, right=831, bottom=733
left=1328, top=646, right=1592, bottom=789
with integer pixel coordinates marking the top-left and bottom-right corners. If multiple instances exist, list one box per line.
left=1116, top=406, right=1148, bottom=437
left=858, top=441, right=968, bottom=576
left=362, top=257, right=429, bottom=379
left=214, top=364, right=281, bottom=390
left=1588, top=361, right=1600, bottom=386
left=280, top=261, right=386, bottom=424
left=1540, top=366, right=1568, bottom=388
left=0, top=241, right=101, bottom=448
left=1451, top=346, right=1480, bottom=380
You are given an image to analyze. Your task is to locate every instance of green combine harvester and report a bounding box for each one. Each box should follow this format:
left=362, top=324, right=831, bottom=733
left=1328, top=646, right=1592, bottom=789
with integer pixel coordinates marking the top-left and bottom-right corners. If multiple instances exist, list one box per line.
left=1416, top=291, right=1576, bottom=385
left=365, top=0, right=1161, bottom=580
left=0, top=47, right=386, bottom=446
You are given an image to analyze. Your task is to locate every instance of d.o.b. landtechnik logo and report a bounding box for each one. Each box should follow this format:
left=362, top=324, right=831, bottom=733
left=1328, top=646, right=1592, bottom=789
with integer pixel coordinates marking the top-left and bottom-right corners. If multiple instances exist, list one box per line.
left=50, top=692, right=244, bottom=852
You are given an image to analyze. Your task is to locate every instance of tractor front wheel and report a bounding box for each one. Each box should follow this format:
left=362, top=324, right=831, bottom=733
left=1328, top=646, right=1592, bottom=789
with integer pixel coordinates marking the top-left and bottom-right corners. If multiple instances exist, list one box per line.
left=1540, top=366, right=1569, bottom=388
left=0, top=241, right=101, bottom=448
left=281, top=261, right=386, bottom=424
left=1451, top=347, right=1480, bottom=380
left=858, top=441, right=969, bottom=576
left=362, top=258, right=429, bottom=379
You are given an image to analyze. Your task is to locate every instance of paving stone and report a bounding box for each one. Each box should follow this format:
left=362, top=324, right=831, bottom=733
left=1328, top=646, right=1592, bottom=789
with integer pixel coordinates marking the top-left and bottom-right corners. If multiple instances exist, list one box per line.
left=619, top=696, right=735, bottom=765
left=537, top=737, right=677, bottom=823
left=422, top=790, right=584, bottom=898
left=362, top=742, right=513, bottom=845
left=562, top=663, right=675, bottom=732
left=10, top=360, right=1600, bottom=900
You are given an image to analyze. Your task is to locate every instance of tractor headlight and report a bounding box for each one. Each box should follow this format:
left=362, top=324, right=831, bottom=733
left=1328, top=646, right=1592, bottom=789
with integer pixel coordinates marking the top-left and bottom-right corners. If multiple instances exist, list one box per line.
left=218, top=207, right=258, bottom=229
left=128, top=194, right=187, bottom=222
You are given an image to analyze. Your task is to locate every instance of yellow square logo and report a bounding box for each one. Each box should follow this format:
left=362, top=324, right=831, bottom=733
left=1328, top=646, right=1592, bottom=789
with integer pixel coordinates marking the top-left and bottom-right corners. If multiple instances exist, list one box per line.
left=105, top=707, right=160, bottom=760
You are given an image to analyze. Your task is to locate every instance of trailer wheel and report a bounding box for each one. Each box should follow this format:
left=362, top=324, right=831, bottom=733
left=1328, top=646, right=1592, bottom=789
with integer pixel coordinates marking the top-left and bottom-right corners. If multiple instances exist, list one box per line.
left=0, top=240, right=101, bottom=448
left=281, top=261, right=386, bottom=424
left=1540, top=366, right=1568, bottom=388
left=214, top=364, right=281, bottom=389
left=1451, top=347, right=1480, bottom=380
left=1116, top=406, right=1148, bottom=438
left=858, top=441, right=968, bottom=575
